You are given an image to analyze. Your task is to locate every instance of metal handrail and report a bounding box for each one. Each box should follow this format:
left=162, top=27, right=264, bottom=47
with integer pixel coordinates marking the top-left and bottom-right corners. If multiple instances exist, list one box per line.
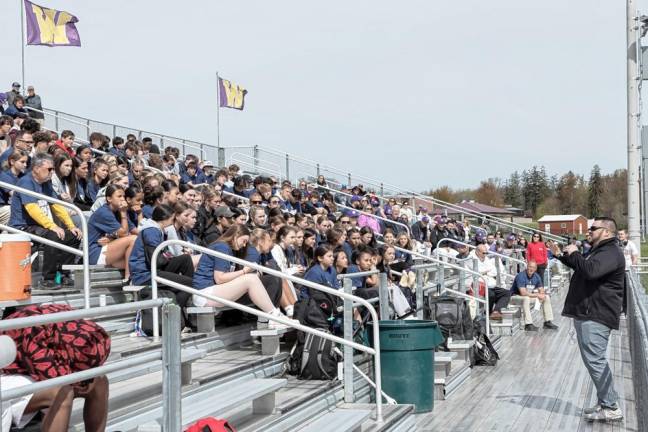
left=221, top=189, right=251, bottom=202
left=338, top=269, right=381, bottom=279
left=228, top=151, right=282, bottom=173
left=383, top=242, right=492, bottom=333
left=150, top=239, right=385, bottom=422
left=338, top=203, right=411, bottom=237
left=435, top=238, right=527, bottom=266
left=0, top=180, right=91, bottom=309
left=25, top=106, right=91, bottom=135
left=0, top=299, right=168, bottom=400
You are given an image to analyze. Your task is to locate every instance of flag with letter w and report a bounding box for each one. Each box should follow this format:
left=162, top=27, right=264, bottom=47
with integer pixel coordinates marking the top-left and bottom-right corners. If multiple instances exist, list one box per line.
left=24, top=0, right=81, bottom=47
left=219, top=78, right=247, bottom=110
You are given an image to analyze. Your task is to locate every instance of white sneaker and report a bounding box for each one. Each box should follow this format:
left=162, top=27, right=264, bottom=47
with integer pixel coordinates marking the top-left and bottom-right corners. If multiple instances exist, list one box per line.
left=583, top=405, right=623, bottom=422
left=267, top=314, right=300, bottom=331
left=583, top=404, right=601, bottom=415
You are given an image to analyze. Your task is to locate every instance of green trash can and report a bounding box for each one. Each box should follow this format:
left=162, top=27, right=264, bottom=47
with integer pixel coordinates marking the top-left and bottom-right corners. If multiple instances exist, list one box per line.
left=368, top=320, right=444, bottom=413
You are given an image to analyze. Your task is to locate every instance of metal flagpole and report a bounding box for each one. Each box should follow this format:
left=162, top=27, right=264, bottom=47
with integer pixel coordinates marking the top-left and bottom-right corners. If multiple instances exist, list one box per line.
left=216, top=71, right=221, bottom=149
left=20, top=0, right=25, bottom=91
left=628, top=0, right=642, bottom=253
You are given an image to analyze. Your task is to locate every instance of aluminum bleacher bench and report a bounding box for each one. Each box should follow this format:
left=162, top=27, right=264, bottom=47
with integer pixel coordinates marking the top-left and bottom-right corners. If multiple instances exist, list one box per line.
left=446, top=340, right=474, bottom=363
left=186, top=306, right=232, bottom=333
left=250, top=327, right=293, bottom=356
left=295, top=408, right=372, bottom=432
left=62, top=264, right=125, bottom=290
left=105, top=378, right=287, bottom=431
left=106, top=347, right=207, bottom=386
left=0, top=295, right=53, bottom=310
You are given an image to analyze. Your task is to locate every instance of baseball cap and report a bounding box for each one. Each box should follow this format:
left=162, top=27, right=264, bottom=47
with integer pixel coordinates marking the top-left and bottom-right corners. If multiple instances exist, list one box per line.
left=345, top=209, right=360, bottom=218
left=11, top=82, right=20, bottom=88
left=350, top=195, right=361, bottom=203
left=27, top=85, right=34, bottom=91
left=421, top=216, right=430, bottom=223
left=506, top=234, right=517, bottom=242
left=214, top=207, right=235, bottom=218
left=202, top=160, right=214, bottom=167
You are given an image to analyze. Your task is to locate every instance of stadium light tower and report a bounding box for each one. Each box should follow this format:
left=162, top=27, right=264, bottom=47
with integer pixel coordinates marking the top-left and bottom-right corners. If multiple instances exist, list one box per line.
left=628, top=0, right=642, bottom=251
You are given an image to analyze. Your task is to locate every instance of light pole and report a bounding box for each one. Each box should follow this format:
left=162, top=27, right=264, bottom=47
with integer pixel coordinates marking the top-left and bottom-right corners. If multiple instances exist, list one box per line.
left=628, top=0, right=642, bottom=252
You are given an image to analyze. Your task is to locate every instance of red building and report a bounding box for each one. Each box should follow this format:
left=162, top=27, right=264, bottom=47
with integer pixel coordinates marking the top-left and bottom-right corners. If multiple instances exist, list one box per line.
left=537, top=214, right=588, bottom=236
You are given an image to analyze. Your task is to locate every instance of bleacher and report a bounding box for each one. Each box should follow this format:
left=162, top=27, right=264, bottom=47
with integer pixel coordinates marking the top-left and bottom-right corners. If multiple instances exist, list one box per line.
left=0, top=106, right=643, bottom=432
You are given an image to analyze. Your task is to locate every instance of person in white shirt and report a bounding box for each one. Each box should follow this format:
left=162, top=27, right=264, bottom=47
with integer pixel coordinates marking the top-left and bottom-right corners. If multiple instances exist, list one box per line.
left=471, top=244, right=511, bottom=320
left=617, top=230, right=638, bottom=270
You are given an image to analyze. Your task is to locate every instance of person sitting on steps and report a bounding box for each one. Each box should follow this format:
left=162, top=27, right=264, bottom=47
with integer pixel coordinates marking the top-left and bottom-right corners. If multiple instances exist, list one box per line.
left=509, top=260, right=558, bottom=331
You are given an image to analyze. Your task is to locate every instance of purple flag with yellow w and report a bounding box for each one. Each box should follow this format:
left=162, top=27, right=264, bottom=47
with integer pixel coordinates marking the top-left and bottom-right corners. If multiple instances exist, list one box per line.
left=24, top=0, right=81, bottom=47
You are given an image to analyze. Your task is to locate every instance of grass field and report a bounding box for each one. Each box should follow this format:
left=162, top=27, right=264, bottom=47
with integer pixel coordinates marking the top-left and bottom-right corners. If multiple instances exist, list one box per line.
left=640, top=243, right=648, bottom=291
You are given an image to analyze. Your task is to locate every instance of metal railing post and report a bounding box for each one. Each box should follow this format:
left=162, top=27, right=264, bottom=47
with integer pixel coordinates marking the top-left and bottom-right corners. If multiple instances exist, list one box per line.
left=85, top=119, right=90, bottom=140
left=253, top=145, right=259, bottom=172
left=316, top=163, right=320, bottom=177
left=379, top=272, right=390, bottom=319
left=162, top=303, right=182, bottom=432
left=343, top=277, right=354, bottom=403
left=54, top=112, right=59, bottom=131
left=285, top=153, right=290, bottom=181
left=459, top=259, right=466, bottom=292
left=348, top=173, right=352, bottom=187
left=112, top=124, right=116, bottom=138
left=416, top=268, right=424, bottom=319
left=218, top=147, right=225, bottom=167
left=181, top=139, right=186, bottom=156
left=471, top=258, right=480, bottom=298
left=436, top=261, right=445, bottom=296
left=495, top=257, right=502, bottom=288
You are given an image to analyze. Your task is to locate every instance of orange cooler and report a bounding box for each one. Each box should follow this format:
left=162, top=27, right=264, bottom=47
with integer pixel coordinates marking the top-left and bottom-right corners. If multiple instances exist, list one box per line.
left=0, top=234, right=32, bottom=301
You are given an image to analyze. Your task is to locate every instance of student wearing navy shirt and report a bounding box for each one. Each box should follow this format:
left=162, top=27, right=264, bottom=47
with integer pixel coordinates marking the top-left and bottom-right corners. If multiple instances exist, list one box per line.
left=125, top=185, right=144, bottom=233
left=87, top=185, right=138, bottom=278
left=10, top=154, right=82, bottom=288
left=510, top=260, right=558, bottom=331
left=87, top=159, right=109, bottom=201
left=0, top=130, right=32, bottom=168
left=165, top=201, right=201, bottom=267
left=180, top=162, right=206, bottom=185
left=302, top=245, right=340, bottom=299
left=141, top=185, right=164, bottom=219
left=73, top=157, right=92, bottom=211
left=192, top=225, right=291, bottom=330
left=128, top=205, right=195, bottom=313
left=393, top=232, right=414, bottom=273
left=0, top=149, right=28, bottom=224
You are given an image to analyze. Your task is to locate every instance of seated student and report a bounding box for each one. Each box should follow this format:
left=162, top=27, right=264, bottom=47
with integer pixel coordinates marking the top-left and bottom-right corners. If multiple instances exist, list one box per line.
left=246, top=228, right=275, bottom=266
left=393, top=232, right=414, bottom=272
left=301, top=228, right=318, bottom=266
left=86, top=158, right=109, bottom=202
left=248, top=205, right=268, bottom=230
left=125, top=185, right=144, bottom=233
left=192, top=225, right=291, bottom=330
left=346, top=245, right=379, bottom=294
left=270, top=225, right=302, bottom=317
left=1, top=373, right=109, bottom=432
left=88, top=185, right=138, bottom=279
left=161, top=179, right=181, bottom=207
left=377, top=244, right=397, bottom=282
left=75, top=144, right=93, bottom=163
left=326, top=228, right=352, bottom=263
left=471, top=244, right=511, bottom=320
left=510, top=260, right=558, bottom=331
left=141, top=185, right=164, bottom=219
left=0, top=149, right=28, bottom=224
left=334, top=247, right=349, bottom=276
left=72, top=157, right=92, bottom=211
left=51, top=153, right=76, bottom=204
left=359, top=226, right=378, bottom=249
left=302, top=245, right=340, bottom=299
left=165, top=201, right=201, bottom=267
left=231, top=207, right=248, bottom=225
left=10, top=154, right=82, bottom=289
left=90, top=173, right=130, bottom=212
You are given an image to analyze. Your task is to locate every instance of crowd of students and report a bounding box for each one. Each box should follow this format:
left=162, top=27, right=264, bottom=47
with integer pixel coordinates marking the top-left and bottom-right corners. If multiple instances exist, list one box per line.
left=0, top=110, right=624, bottom=431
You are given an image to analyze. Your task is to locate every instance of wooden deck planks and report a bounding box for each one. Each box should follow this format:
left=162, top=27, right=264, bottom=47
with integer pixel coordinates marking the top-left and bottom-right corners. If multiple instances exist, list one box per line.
left=414, top=285, right=638, bottom=432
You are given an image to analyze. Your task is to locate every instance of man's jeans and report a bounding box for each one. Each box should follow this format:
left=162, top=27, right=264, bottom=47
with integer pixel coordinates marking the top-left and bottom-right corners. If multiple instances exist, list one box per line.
left=573, top=319, right=619, bottom=409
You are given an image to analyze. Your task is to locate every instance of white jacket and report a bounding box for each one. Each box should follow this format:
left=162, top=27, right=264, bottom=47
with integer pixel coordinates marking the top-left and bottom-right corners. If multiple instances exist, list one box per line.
left=469, top=250, right=497, bottom=288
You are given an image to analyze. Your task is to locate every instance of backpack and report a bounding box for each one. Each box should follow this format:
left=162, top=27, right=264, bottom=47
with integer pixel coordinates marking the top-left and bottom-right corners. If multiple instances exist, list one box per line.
left=295, top=329, right=341, bottom=380
left=138, top=288, right=189, bottom=336
left=285, top=290, right=341, bottom=378
left=424, top=295, right=473, bottom=348
left=470, top=318, right=499, bottom=367
left=185, top=417, right=236, bottom=432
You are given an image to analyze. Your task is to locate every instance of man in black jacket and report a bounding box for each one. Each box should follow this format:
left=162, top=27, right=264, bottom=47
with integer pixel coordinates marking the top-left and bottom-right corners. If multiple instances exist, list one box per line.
left=551, top=217, right=625, bottom=423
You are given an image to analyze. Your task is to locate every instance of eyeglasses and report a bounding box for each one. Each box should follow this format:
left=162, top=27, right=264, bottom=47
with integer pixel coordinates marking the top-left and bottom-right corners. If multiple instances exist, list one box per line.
left=251, top=200, right=262, bottom=204
left=532, top=235, right=540, bottom=238
left=340, top=220, right=350, bottom=224
left=588, top=226, right=606, bottom=232
left=18, top=139, right=34, bottom=144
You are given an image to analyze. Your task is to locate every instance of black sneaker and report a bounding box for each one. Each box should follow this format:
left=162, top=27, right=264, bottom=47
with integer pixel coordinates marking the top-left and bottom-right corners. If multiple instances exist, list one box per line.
left=544, top=321, right=559, bottom=330
left=525, top=323, right=539, bottom=331
left=38, top=279, right=60, bottom=290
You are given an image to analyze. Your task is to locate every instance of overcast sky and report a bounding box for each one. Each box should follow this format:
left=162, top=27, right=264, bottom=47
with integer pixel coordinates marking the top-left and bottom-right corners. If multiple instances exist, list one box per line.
left=0, top=1, right=632, bottom=190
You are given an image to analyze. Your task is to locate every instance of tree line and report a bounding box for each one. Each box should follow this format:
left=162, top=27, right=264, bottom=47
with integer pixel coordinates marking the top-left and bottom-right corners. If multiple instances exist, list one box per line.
left=423, top=165, right=627, bottom=226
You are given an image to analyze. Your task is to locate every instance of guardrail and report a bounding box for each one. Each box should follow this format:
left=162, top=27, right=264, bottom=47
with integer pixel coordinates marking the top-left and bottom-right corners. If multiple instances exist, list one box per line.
left=0, top=180, right=91, bottom=309
left=150, top=239, right=386, bottom=423
left=337, top=203, right=411, bottom=237
left=626, top=269, right=648, bottom=431
left=0, top=299, right=182, bottom=431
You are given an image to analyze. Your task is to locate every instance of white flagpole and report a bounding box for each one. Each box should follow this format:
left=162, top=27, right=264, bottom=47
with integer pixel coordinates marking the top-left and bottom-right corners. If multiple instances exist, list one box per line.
left=216, top=71, right=221, bottom=150
left=20, top=0, right=26, bottom=91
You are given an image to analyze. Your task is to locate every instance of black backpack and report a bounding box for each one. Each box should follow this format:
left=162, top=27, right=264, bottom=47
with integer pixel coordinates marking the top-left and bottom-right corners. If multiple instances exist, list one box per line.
left=285, top=289, right=341, bottom=379
left=294, top=329, right=341, bottom=380
left=138, top=288, right=190, bottom=336
left=470, top=318, right=499, bottom=367
left=425, top=295, right=473, bottom=348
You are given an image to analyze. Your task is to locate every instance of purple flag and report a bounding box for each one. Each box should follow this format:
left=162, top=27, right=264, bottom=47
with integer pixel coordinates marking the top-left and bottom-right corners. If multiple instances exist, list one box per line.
left=219, top=78, right=247, bottom=110
left=24, top=0, right=81, bottom=47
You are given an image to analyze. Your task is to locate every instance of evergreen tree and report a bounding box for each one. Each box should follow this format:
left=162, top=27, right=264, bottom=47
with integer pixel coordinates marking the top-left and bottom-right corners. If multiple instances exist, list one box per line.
left=503, top=171, right=523, bottom=208
left=588, top=165, right=603, bottom=217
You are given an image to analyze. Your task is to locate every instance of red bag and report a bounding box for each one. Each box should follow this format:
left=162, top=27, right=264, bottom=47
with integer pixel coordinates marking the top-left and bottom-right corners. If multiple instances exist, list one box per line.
left=467, top=281, right=486, bottom=298
left=1, top=304, right=111, bottom=382
left=185, top=418, right=236, bottom=432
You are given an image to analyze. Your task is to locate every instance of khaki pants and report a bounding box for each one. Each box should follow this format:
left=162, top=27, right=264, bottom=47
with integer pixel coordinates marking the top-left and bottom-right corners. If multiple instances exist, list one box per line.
left=0, top=205, right=10, bottom=226
left=510, top=294, right=554, bottom=325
